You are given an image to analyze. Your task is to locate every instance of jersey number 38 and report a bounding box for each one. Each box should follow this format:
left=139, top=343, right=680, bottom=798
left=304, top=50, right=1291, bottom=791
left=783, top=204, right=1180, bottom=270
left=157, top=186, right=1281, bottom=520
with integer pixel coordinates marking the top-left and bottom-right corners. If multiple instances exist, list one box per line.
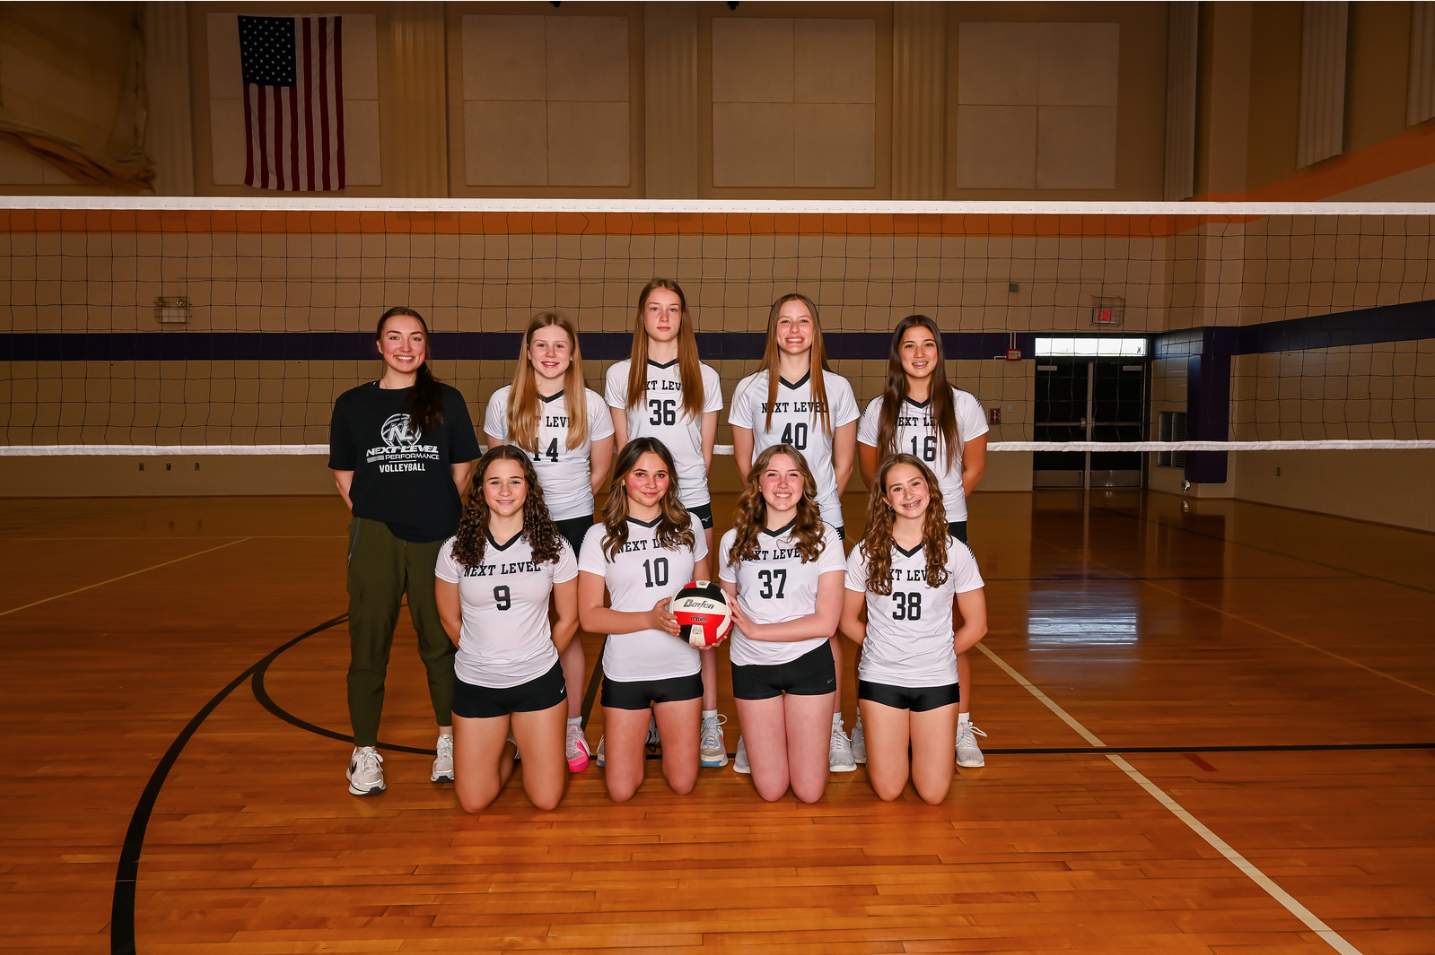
left=891, top=591, right=922, bottom=620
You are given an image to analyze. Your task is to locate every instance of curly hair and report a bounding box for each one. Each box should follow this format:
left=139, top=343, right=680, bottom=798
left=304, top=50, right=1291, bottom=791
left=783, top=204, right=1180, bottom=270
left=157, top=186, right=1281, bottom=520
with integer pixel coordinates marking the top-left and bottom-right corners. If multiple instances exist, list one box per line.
left=601, top=437, right=695, bottom=560
left=727, top=444, right=828, bottom=567
left=451, top=446, right=564, bottom=569
left=859, top=453, right=950, bottom=595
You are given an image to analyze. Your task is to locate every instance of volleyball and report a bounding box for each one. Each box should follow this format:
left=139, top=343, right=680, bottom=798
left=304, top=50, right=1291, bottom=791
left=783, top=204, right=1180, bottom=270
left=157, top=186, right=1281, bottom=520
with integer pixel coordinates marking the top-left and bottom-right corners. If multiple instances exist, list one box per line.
left=670, top=581, right=733, bottom=649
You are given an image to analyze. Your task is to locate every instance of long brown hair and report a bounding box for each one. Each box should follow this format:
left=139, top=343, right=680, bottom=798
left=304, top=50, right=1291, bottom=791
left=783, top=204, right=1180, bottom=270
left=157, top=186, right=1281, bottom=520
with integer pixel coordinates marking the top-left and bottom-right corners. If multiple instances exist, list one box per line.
left=759, top=293, right=834, bottom=436
left=506, top=311, right=591, bottom=452
left=452, top=446, right=564, bottom=568
left=625, top=278, right=705, bottom=420
left=376, top=306, right=444, bottom=436
left=859, top=453, right=950, bottom=595
left=874, top=315, right=961, bottom=470
left=727, top=444, right=828, bottom=567
left=600, top=437, right=696, bottom=560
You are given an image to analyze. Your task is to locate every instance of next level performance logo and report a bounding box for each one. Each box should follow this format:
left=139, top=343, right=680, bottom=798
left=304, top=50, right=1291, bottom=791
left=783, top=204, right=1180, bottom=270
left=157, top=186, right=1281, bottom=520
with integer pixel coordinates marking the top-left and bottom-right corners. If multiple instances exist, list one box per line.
left=367, top=413, right=439, bottom=471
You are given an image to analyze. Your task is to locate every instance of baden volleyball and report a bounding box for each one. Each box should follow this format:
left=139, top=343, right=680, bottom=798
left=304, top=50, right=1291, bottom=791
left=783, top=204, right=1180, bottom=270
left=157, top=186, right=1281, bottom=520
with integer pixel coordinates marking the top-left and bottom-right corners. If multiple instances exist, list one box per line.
left=670, top=581, right=733, bottom=648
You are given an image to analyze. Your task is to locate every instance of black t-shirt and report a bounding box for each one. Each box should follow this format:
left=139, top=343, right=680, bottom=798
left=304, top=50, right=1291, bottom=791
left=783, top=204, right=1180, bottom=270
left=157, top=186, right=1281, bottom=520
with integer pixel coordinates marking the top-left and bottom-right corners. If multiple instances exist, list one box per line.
left=328, top=381, right=482, bottom=543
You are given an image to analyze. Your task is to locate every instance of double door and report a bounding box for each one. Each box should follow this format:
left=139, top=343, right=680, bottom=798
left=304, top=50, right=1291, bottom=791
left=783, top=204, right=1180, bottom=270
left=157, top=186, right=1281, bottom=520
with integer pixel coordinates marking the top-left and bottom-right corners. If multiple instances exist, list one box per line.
left=1033, top=360, right=1146, bottom=488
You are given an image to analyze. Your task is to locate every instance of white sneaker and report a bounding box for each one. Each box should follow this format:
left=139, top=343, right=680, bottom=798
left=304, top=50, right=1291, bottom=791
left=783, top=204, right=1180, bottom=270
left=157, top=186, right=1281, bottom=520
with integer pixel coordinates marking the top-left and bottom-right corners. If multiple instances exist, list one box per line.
left=733, top=736, right=751, bottom=774
left=956, top=721, right=987, bottom=768
left=431, top=734, right=454, bottom=783
left=700, top=714, right=728, bottom=767
left=829, top=724, right=857, bottom=772
left=850, top=717, right=867, bottom=765
left=508, top=731, right=520, bottom=762
left=646, top=713, right=661, bottom=752
left=566, top=724, right=591, bottom=772
left=595, top=735, right=605, bottom=767
left=347, top=746, right=385, bottom=796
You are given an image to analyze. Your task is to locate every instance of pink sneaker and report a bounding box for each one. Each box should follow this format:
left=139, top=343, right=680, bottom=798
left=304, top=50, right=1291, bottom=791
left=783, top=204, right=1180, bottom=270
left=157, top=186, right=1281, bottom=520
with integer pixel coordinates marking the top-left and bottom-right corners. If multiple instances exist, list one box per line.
left=566, top=723, right=591, bottom=772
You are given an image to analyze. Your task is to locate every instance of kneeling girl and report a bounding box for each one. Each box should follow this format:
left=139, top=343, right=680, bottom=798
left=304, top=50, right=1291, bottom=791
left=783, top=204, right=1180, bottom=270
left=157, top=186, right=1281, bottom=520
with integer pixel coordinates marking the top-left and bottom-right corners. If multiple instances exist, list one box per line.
left=577, top=437, right=714, bottom=802
left=719, top=445, right=845, bottom=803
left=435, top=446, right=579, bottom=813
left=839, top=453, right=987, bottom=805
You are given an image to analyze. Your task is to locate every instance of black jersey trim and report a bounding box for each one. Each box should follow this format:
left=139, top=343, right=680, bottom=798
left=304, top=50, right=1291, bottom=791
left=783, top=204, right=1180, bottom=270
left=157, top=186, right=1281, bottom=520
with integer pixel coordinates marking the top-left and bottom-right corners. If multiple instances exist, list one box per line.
left=904, top=396, right=931, bottom=410
left=626, top=514, right=662, bottom=528
left=779, top=372, right=811, bottom=390
left=487, top=529, right=524, bottom=551
left=894, top=540, right=925, bottom=558
left=761, top=518, right=798, bottom=538
left=647, top=358, right=678, bottom=370
left=539, top=390, right=565, bottom=404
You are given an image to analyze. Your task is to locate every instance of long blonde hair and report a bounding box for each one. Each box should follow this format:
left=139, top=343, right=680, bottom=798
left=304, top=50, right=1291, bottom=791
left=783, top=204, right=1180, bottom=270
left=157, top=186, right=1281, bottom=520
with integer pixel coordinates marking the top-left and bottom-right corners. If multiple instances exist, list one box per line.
left=506, top=312, right=591, bottom=453
left=758, top=293, right=834, bottom=436
left=625, top=278, right=705, bottom=421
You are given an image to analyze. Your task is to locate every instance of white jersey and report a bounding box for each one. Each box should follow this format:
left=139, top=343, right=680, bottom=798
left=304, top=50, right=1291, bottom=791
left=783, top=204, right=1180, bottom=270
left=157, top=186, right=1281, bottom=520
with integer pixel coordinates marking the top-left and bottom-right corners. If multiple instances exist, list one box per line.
left=728, top=369, right=860, bottom=529
left=605, top=358, right=723, bottom=509
left=856, top=389, right=989, bottom=523
left=435, top=532, right=578, bottom=688
left=718, top=521, right=846, bottom=667
left=484, top=385, right=614, bottom=521
left=578, top=515, right=709, bottom=682
left=844, top=537, right=984, bottom=688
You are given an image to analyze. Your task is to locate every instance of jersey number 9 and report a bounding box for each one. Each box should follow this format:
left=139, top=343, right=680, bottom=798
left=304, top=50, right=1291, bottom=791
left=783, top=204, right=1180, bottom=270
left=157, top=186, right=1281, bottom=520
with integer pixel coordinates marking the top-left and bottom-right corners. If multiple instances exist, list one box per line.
left=493, top=585, right=511, bottom=611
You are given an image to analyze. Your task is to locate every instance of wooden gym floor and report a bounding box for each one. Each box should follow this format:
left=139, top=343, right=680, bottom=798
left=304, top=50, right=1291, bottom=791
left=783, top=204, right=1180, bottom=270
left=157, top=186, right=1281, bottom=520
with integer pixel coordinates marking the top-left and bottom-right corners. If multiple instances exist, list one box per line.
left=2, top=488, right=1434, bottom=954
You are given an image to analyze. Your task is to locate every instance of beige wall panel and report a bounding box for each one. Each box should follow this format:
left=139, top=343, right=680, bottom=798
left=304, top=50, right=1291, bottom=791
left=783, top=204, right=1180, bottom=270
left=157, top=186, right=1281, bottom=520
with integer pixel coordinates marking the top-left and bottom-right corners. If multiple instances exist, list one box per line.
left=345, top=100, right=382, bottom=186
left=955, top=105, right=1036, bottom=188
left=546, top=102, right=629, bottom=187
left=1038, top=22, right=1119, bottom=107
left=461, top=15, right=545, bottom=100
left=957, top=22, right=1040, bottom=106
left=464, top=101, right=548, bottom=186
left=342, top=14, right=380, bottom=100
left=209, top=99, right=247, bottom=185
left=1037, top=106, right=1117, bottom=189
left=546, top=16, right=629, bottom=102
left=711, top=102, right=794, bottom=187
left=1233, top=450, right=1435, bottom=532
left=793, top=105, right=874, bottom=188
left=0, top=141, right=50, bottom=184
left=794, top=18, right=876, bottom=103
left=206, top=12, right=241, bottom=95
left=711, top=18, right=794, bottom=103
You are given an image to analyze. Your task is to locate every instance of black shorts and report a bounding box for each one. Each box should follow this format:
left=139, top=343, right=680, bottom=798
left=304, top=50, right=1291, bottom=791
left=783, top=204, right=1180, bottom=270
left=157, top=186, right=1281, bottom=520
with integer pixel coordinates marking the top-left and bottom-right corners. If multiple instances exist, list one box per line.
left=453, top=660, right=566, bottom=719
left=688, top=503, right=714, bottom=530
left=601, top=672, right=704, bottom=710
left=948, top=521, right=968, bottom=545
left=858, top=680, right=960, bottom=712
left=554, top=514, right=595, bottom=554
left=731, top=641, right=837, bottom=701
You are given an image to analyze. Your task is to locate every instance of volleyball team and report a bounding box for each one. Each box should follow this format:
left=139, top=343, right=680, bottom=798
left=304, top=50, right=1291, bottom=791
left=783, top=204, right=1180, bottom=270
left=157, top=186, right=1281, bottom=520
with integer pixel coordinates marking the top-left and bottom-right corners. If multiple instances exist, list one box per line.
left=327, top=279, right=990, bottom=810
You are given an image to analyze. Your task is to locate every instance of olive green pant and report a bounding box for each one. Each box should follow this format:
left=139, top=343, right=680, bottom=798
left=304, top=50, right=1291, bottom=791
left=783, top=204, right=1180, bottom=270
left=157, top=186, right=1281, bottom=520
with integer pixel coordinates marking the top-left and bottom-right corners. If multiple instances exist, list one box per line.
left=346, top=517, right=455, bottom=747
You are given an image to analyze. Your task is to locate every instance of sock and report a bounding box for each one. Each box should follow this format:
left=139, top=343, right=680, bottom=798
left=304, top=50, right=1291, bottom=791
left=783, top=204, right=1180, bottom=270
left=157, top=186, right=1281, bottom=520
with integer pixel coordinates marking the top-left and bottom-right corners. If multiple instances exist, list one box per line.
left=702, top=709, right=718, bottom=722
left=958, top=711, right=971, bottom=726
left=832, top=712, right=844, bottom=729
left=567, top=716, right=582, bottom=727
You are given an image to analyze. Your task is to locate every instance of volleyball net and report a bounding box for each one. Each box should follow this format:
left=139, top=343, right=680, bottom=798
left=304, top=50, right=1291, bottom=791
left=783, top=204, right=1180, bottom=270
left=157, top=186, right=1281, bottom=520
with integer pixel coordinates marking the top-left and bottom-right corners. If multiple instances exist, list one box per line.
left=1, top=199, right=1433, bottom=466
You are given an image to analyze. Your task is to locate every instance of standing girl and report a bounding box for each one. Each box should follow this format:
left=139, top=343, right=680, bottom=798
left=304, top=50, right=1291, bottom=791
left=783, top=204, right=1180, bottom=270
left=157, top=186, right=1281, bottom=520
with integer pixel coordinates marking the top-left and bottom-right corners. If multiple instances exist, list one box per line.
left=605, top=279, right=727, bottom=767
left=856, top=315, right=990, bottom=768
left=434, top=447, right=577, bottom=812
left=729, top=293, right=859, bottom=772
left=577, top=438, right=714, bottom=802
left=329, top=307, right=482, bottom=796
left=484, top=311, right=614, bottom=772
left=718, top=446, right=845, bottom=803
left=839, top=454, right=987, bottom=805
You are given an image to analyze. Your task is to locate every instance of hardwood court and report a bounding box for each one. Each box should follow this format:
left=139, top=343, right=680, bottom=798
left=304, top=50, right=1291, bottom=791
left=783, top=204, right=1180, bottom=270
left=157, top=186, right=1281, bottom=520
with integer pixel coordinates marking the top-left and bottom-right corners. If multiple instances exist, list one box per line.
left=3, top=490, right=1434, bottom=954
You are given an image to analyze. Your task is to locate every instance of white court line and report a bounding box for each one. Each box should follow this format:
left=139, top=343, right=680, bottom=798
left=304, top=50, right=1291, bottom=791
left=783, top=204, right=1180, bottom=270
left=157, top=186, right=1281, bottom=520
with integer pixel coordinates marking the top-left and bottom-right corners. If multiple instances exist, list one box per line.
left=0, top=539, right=250, bottom=618
left=976, top=642, right=1364, bottom=955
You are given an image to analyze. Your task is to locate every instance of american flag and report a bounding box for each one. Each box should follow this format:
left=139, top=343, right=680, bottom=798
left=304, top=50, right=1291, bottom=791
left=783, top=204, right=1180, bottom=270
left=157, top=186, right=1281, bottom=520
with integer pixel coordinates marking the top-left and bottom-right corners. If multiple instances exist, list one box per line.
left=239, top=15, right=345, bottom=191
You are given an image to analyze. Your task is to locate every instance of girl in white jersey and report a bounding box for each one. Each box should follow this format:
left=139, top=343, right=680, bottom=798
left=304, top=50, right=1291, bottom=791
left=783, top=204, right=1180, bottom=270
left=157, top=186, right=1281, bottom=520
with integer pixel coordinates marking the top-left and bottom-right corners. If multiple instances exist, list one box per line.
left=719, top=446, right=845, bottom=803
left=435, top=447, right=579, bottom=813
left=839, top=454, right=987, bottom=805
left=729, top=293, right=860, bottom=773
left=484, top=311, right=614, bottom=773
left=577, top=437, right=715, bottom=803
left=856, top=315, right=991, bottom=769
left=605, top=279, right=728, bottom=767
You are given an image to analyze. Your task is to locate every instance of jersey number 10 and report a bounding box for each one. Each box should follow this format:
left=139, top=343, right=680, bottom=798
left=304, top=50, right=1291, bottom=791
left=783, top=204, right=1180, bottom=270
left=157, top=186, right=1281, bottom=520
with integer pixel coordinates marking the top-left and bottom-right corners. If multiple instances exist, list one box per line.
left=642, top=557, right=670, bottom=588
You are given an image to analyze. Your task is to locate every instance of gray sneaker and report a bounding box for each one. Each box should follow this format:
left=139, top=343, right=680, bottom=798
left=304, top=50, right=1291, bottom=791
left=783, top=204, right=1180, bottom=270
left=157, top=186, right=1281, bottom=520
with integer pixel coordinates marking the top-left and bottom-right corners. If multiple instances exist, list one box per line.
left=733, top=736, right=751, bottom=774
left=700, top=714, right=728, bottom=767
left=956, top=721, right=987, bottom=768
left=828, top=724, right=857, bottom=772
left=431, top=734, right=454, bottom=783
left=347, top=746, right=385, bottom=796
left=849, top=717, right=867, bottom=765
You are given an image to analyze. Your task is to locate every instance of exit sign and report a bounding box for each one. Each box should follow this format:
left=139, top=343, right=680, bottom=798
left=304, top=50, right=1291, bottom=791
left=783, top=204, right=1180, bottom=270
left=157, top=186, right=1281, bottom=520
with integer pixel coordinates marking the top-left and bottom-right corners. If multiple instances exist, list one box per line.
left=1091, top=296, right=1124, bottom=326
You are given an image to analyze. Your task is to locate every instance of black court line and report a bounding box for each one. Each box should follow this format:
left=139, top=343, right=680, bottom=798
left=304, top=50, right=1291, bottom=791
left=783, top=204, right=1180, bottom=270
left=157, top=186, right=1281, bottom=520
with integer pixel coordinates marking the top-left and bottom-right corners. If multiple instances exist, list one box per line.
left=111, top=613, right=348, bottom=955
